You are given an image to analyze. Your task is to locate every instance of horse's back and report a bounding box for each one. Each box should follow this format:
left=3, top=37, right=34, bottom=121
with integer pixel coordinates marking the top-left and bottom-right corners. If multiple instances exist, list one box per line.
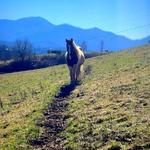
left=78, top=49, right=85, bottom=65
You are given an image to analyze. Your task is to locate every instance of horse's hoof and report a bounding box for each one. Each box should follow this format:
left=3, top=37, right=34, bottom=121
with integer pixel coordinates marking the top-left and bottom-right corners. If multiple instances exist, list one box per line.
left=70, top=80, right=81, bottom=86
left=76, top=80, right=82, bottom=85
left=71, top=80, right=79, bottom=85
left=70, top=81, right=75, bottom=85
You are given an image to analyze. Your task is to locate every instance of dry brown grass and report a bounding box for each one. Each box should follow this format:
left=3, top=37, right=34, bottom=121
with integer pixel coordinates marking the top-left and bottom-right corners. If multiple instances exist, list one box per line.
left=62, top=45, right=150, bottom=150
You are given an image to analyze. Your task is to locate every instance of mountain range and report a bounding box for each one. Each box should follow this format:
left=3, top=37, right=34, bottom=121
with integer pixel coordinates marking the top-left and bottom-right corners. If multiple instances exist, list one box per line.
left=0, top=17, right=149, bottom=52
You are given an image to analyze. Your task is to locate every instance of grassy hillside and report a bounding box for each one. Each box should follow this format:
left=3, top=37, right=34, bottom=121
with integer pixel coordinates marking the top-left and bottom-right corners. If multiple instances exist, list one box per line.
left=0, top=66, right=69, bottom=149
left=0, top=45, right=150, bottom=150
left=62, top=45, right=150, bottom=149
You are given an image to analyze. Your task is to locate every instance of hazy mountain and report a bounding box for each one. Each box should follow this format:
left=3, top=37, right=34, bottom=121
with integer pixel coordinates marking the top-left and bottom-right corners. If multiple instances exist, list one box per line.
left=0, top=17, right=149, bottom=51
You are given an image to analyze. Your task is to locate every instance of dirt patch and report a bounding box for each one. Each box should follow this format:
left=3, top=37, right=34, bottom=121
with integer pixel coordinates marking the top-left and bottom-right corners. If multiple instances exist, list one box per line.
left=84, top=65, right=92, bottom=76
left=29, top=83, right=76, bottom=150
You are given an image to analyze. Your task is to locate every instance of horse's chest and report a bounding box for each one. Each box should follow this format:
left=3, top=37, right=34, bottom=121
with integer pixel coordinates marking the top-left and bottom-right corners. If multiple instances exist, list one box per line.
left=66, top=53, right=78, bottom=67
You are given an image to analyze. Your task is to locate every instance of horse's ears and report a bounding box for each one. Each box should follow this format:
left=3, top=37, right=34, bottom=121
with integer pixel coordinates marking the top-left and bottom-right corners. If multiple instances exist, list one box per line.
left=71, top=38, right=73, bottom=42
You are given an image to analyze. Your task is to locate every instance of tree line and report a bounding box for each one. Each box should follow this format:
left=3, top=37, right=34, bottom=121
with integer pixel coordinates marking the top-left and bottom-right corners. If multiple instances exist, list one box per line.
left=0, top=39, right=65, bottom=73
left=0, top=39, right=108, bottom=73
left=0, top=40, right=34, bottom=62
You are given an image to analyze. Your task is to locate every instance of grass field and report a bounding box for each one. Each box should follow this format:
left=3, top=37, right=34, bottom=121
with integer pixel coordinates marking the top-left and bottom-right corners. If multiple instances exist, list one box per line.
left=62, top=45, right=150, bottom=150
left=0, top=65, right=69, bottom=149
left=0, top=45, right=150, bottom=150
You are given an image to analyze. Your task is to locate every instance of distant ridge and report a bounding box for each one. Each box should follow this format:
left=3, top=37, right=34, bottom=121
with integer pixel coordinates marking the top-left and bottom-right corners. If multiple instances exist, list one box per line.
left=0, top=17, right=149, bottom=52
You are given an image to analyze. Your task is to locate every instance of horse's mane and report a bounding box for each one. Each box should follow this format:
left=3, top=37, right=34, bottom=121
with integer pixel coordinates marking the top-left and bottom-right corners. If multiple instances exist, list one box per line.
left=72, top=41, right=82, bottom=52
left=72, top=41, right=77, bottom=48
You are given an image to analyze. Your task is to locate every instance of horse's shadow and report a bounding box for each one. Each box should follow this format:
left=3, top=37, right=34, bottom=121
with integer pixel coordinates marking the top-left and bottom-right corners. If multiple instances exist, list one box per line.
left=55, top=83, right=77, bottom=98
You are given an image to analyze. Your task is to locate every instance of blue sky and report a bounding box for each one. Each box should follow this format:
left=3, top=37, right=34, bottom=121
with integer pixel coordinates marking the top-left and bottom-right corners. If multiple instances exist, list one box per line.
left=0, top=0, right=150, bottom=39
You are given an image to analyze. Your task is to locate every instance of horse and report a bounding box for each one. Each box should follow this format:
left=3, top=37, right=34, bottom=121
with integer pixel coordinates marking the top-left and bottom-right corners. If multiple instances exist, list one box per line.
left=65, top=38, right=85, bottom=84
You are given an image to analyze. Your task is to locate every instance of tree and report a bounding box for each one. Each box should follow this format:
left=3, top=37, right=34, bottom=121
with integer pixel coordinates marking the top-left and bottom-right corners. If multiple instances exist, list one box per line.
left=0, top=44, right=11, bottom=61
left=81, top=41, right=87, bottom=51
left=13, top=40, right=33, bottom=62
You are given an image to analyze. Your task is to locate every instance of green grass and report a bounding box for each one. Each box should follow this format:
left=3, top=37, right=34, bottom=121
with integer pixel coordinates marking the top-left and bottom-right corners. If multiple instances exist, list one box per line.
left=0, top=45, right=150, bottom=150
left=62, top=45, right=150, bottom=150
left=0, top=65, right=69, bottom=150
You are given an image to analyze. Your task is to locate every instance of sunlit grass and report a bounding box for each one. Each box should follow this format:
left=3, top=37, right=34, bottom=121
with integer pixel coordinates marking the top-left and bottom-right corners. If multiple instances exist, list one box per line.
left=0, top=45, right=150, bottom=150
left=62, top=45, right=150, bottom=150
left=0, top=65, right=69, bottom=150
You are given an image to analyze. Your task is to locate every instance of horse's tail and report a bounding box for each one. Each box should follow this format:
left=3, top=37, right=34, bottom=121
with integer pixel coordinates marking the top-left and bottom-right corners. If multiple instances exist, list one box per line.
left=80, top=64, right=84, bottom=79
left=80, top=64, right=84, bottom=72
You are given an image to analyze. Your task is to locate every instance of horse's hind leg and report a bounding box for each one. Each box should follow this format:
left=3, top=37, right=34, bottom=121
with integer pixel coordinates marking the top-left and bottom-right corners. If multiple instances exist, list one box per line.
left=76, top=65, right=80, bottom=81
left=76, top=64, right=84, bottom=81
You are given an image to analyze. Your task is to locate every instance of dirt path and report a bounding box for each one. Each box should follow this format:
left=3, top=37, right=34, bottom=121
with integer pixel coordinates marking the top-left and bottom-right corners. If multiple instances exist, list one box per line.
left=30, top=84, right=76, bottom=150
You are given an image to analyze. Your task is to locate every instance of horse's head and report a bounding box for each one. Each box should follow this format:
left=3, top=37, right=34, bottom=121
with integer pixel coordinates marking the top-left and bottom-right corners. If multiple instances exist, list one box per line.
left=66, top=38, right=74, bottom=53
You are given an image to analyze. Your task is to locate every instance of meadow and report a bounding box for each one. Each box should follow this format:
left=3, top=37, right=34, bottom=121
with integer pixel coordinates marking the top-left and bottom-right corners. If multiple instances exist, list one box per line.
left=62, top=45, right=150, bottom=149
left=0, top=65, right=69, bottom=149
left=0, top=45, right=150, bottom=150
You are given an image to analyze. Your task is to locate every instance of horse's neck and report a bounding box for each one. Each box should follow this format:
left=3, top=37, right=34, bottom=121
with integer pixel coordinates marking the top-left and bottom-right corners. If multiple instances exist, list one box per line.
left=72, top=42, right=79, bottom=55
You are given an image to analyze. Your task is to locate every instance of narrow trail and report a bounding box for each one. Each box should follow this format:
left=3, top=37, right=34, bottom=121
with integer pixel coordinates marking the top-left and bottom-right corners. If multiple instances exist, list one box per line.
left=30, top=83, right=76, bottom=150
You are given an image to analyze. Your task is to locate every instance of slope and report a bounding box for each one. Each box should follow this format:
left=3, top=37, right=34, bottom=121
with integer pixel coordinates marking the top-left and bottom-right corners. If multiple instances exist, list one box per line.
left=0, top=65, right=69, bottom=149
left=61, top=44, right=150, bottom=149
left=0, top=44, right=149, bottom=150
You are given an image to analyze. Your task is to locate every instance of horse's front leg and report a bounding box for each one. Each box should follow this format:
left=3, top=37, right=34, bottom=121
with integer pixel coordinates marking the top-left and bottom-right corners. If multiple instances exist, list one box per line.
left=69, top=66, right=74, bottom=83
left=71, top=65, right=77, bottom=83
left=74, top=64, right=81, bottom=82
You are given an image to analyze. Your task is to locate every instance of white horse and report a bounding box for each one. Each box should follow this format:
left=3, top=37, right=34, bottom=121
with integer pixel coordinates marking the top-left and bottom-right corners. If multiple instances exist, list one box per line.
left=65, top=38, right=85, bottom=84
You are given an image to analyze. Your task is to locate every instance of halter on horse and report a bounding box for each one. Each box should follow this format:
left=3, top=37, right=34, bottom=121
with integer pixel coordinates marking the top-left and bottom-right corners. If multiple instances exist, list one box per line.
left=65, top=38, right=85, bottom=84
